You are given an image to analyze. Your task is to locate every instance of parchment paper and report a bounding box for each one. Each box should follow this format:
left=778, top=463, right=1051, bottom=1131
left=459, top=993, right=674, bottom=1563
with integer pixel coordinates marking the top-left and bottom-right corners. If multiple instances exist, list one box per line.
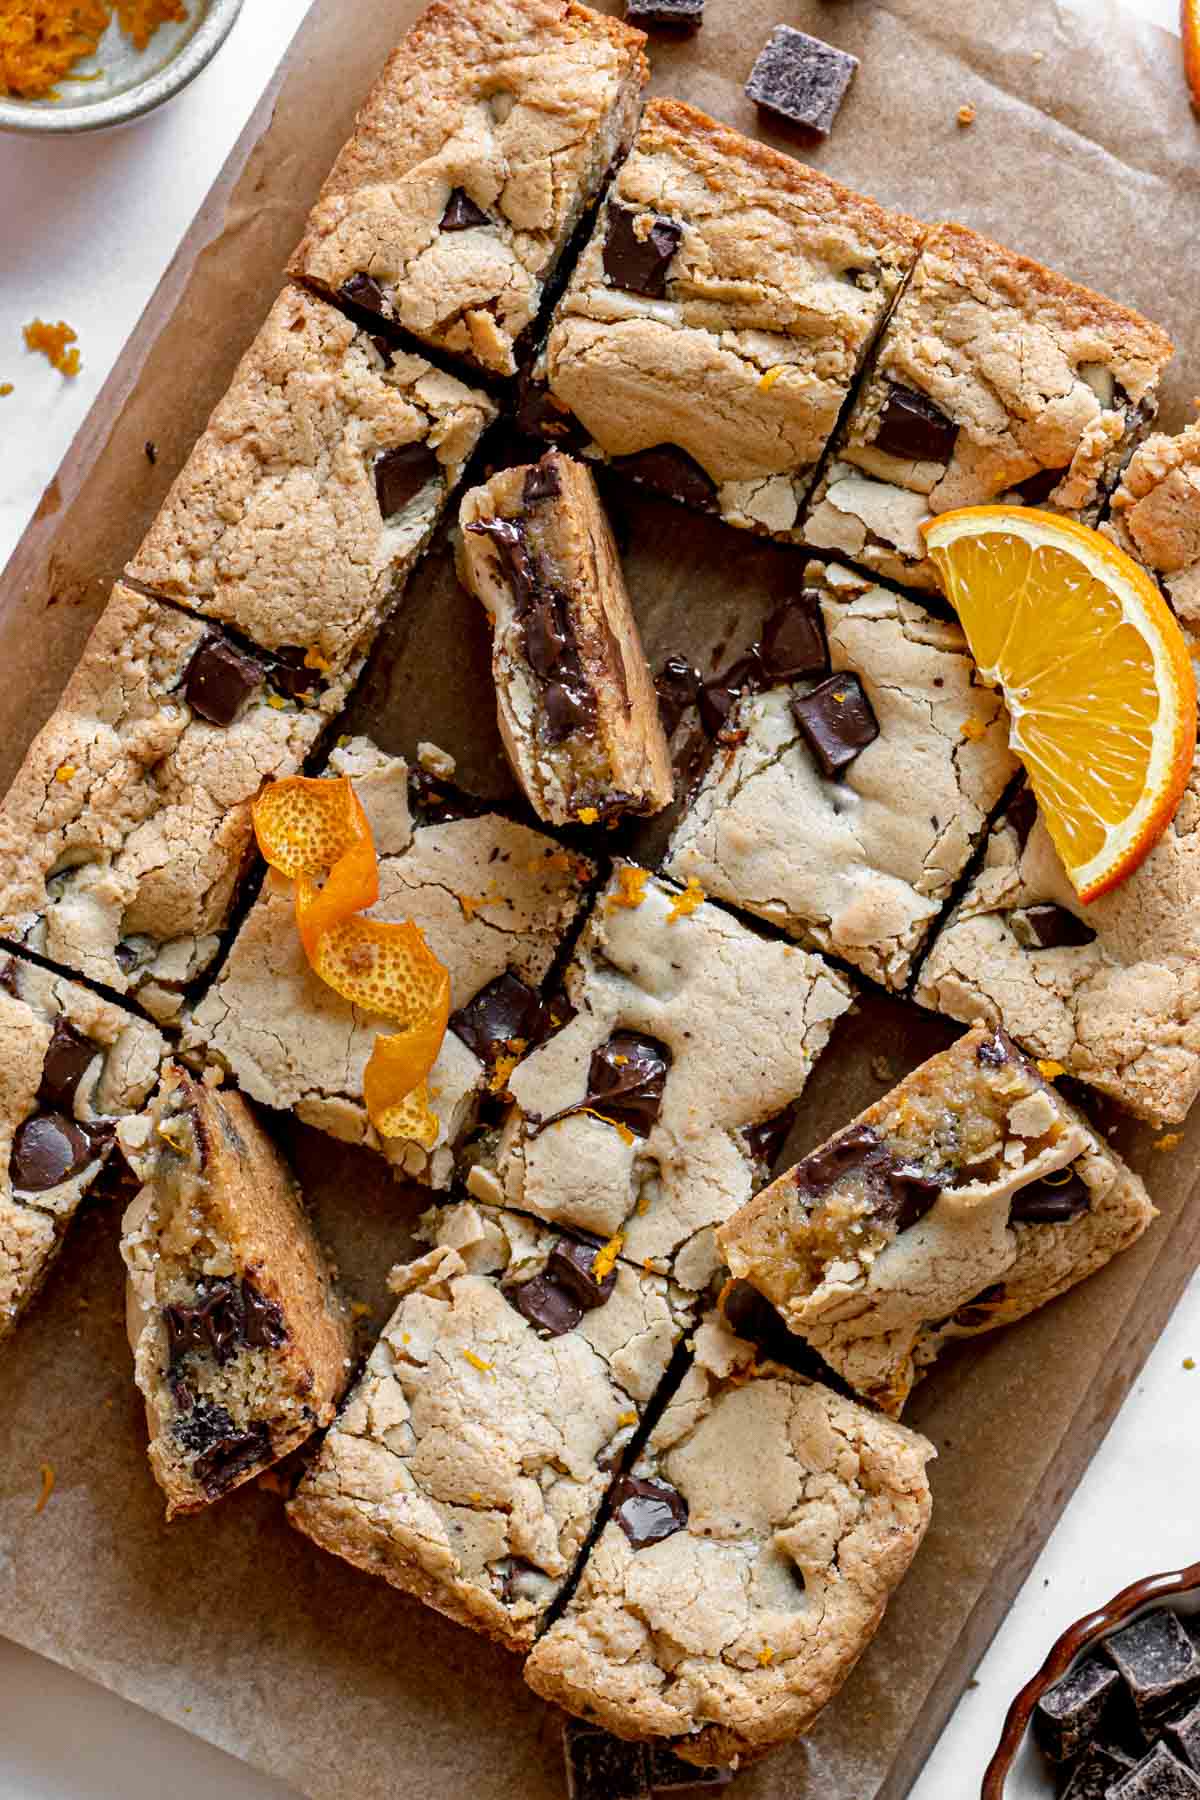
left=2, top=2, right=1200, bottom=1797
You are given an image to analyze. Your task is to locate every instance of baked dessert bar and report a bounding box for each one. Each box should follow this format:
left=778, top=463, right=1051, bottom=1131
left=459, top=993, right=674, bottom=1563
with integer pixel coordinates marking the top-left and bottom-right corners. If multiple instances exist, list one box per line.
left=803, top=222, right=1173, bottom=590
left=465, top=864, right=854, bottom=1288
left=718, top=1023, right=1156, bottom=1415
left=118, top=1066, right=352, bottom=1518
left=0, top=950, right=164, bottom=1344
left=521, top=98, right=922, bottom=539
left=184, top=739, right=594, bottom=1185
left=663, top=561, right=1017, bottom=991
left=287, top=1198, right=691, bottom=1649
left=457, top=448, right=672, bottom=825
left=1104, top=415, right=1200, bottom=630
left=0, top=583, right=354, bottom=1024
left=126, top=285, right=496, bottom=678
left=287, top=0, right=649, bottom=379
left=524, top=1309, right=934, bottom=1764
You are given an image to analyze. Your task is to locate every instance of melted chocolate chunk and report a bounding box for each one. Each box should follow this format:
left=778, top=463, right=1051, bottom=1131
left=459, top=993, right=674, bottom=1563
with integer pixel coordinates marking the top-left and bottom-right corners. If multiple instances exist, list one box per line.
left=440, top=187, right=490, bottom=231
left=795, top=1125, right=940, bottom=1234
left=609, top=444, right=718, bottom=512
left=950, top=1280, right=1007, bottom=1329
left=611, top=1473, right=689, bottom=1548
left=375, top=442, right=441, bottom=517
left=603, top=204, right=683, bottom=300
left=875, top=383, right=960, bottom=465
left=874, top=1165, right=944, bottom=1233
left=165, top=1280, right=244, bottom=1369
left=524, top=589, right=573, bottom=676
left=242, top=1279, right=287, bottom=1350
left=797, top=1124, right=882, bottom=1191
left=507, top=1272, right=584, bottom=1337
left=514, top=375, right=585, bottom=446
left=38, top=1019, right=100, bottom=1112
left=721, top=1279, right=837, bottom=1382
left=1005, top=783, right=1039, bottom=850
left=1011, top=464, right=1070, bottom=506
left=792, top=673, right=879, bottom=777
left=654, top=655, right=702, bottom=737
left=744, top=23, right=859, bottom=139
left=759, top=592, right=829, bottom=680
left=269, top=645, right=322, bottom=702
left=1010, top=1169, right=1092, bottom=1225
left=547, top=1233, right=618, bottom=1310
left=192, top=1420, right=273, bottom=1497
left=699, top=652, right=763, bottom=739
left=449, top=971, right=545, bottom=1068
left=1010, top=903, right=1097, bottom=950
left=586, top=1032, right=671, bottom=1137
left=743, top=1105, right=797, bottom=1169
left=337, top=272, right=389, bottom=318
left=467, top=515, right=537, bottom=607
left=10, top=1111, right=102, bottom=1192
left=976, top=1027, right=1016, bottom=1069
left=470, top=516, right=595, bottom=740
left=173, top=1397, right=236, bottom=1454
left=523, top=457, right=562, bottom=503
left=543, top=672, right=596, bottom=742
left=183, top=631, right=267, bottom=726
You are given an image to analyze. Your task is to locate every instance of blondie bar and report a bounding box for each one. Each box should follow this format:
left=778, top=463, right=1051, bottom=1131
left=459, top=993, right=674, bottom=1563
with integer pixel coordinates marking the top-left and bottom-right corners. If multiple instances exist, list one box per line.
left=127, top=286, right=495, bottom=677
left=0, top=951, right=164, bottom=1344
left=287, top=1199, right=690, bottom=1649
left=1104, top=416, right=1200, bottom=630
left=287, top=0, right=648, bottom=379
left=803, top=223, right=1173, bottom=590
left=457, top=449, right=672, bottom=824
left=465, top=864, right=854, bottom=1288
left=119, top=1067, right=352, bottom=1518
left=524, top=1310, right=934, bottom=1764
left=663, top=561, right=1017, bottom=991
left=0, top=583, right=351, bottom=1023
left=521, top=98, right=922, bottom=538
left=718, top=1024, right=1155, bottom=1415
left=184, top=740, right=593, bottom=1185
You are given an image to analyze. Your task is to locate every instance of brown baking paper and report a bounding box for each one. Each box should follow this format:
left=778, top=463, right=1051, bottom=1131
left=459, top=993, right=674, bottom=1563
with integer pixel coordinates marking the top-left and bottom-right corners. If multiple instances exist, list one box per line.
left=2, top=1, right=1200, bottom=1796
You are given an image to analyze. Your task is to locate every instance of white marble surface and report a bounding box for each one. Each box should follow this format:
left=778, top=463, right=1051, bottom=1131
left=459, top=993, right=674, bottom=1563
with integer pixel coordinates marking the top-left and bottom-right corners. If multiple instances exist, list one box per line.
left=0, top=1, right=1194, bottom=1795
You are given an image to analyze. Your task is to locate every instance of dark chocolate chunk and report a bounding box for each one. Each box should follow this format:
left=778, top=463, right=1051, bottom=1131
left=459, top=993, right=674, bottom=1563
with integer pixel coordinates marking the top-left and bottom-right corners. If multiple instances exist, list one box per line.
left=1035, top=1654, right=1124, bottom=1762
left=720, top=1279, right=838, bottom=1382
left=467, top=515, right=537, bottom=608
left=407, top=766, right=491, bottom=826
left=1011, top=464, right=1070, bottom=506
left=268, top=645, right=322, bottom=702
left=874, top=1164, right=943, bottom=1233
left=655, top=655, right=702, bottom=737
left=165, top=1280, right=244, bottom=1369
left=449, top=972, right=545, bottom=1068
left=522, top=457, right=562, bottom=504
left=183, top=631, right=268, bottom=727
left=563, top=1721, right=650, bottom=1800
left=1166, top=1699, right=1200, bottom=1770
left=586, top=1031, right=672, bottom=1137
left=547, top=1234, right=618, bottom=1310
left=1106, top=1612, right=1200, bottom=1723
left=10, top=1110, right=102, bottom=1192
left=1010, top=904, right=1097, bottom=950
left=1010, top=1169, right=1091, bottom=1225
left=514, top=374, right=584, bottom=446
left=603, top=204, right=683, bottom=300
left=611, top=1472, right=689, bottom=1548
left=337, top=272, right=390, bottom=318
left=797, top=1124, right=882, bottom=1192
left=114, top=940, right=142, bottom=974
left=1110, top=1744, right=1200, bottom=1799
left=609, top=444, right=718, bottom=513
left=975, top=1028, right=1015, bottom=1069
left=173, top=1397, right=237, bottom=1455
left=542, top=673, right=596, bottom=742
left=375, top=442, right=441, bottom=517
left=759, top=592, right=829, bottom=680
left=531, top=990, right=577, bottom=1047
left=645, top=1744, right=732, bottom=1791
left=1005, top=784, right=1039, bottom=850
left=191, top=1420, right=273, bottom=1498
left=0, top=957, right=18, bottom=996
left=497, top=1555, right=550, bottom=1606
left=507, top=1271, right=584, bottom=1338
left=38, top=1019, right=100, bottom=1112
left=1061, top=1743, right=1138, bottom=1800
left=369, top=333, right=394, bottom=369
left=440, top=187, right=490, bottom=231
left=241, top=1279, right=287, bottom=1351
left=792, top=672, right=879, bottom=777
left=745, top=24, right=860, bottom=140
left=874, top=383, right=960, bottom=466
left=699, top=652, right=763, bottom=739
left=949, top=1280, right=1007, bottom=1330
left=625, top=0, right=703, bottom=31
left=795, top=1125, right=940, bottom=1234
left=743, top=1105, right=797, bottom=1170
left=523, top=589, right=572, bottom=676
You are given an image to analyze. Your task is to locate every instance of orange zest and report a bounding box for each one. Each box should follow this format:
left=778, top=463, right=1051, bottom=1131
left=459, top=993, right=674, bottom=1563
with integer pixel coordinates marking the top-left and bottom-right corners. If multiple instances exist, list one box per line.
left=23, top=319, right=80, bottom=377
left=252, top=776, right=450, bottom=1146
left=0, top=2, right=187, bottom=100
left=1185, top=0, right=1200, bottom=111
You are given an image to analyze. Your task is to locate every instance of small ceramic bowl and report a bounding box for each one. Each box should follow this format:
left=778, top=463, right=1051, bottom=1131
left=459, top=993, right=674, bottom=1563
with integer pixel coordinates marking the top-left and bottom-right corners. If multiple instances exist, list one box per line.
left=982, top=1561, right=1200, bottom=1797
left=0, top=0, right=243, bottom=135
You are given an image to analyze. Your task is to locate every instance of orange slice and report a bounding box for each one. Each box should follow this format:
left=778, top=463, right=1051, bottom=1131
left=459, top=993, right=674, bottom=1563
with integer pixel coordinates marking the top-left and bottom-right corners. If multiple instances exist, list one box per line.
left=922, top=507, right=1196, bottom=902
left=1185, top=0, right=1200, bottom=111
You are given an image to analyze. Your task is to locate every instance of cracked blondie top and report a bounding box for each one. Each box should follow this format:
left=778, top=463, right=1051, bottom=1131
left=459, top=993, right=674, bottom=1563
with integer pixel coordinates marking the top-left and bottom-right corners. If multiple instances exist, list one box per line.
left=0, top=950, right=164, bottom=1345
left=1104, top=416, right=1200, bottom=632
left=287, top=0, right=648, bottom=378
left=465, top=864, right=853, bottom=1288
left=119, top=1067, right=352, bottom=1519
left=0, top=584, right=353, bottom=1025
left=803, top=222, right=1173, bottom=590
left=457, top=449, right=672, bottom=825
left=184, top=740, right=594, bottom=1186
left=127, top=285, right=496, bottom=676
left=525, top=97, right=922, bottom=540
left=524, top=1310, right=934, bottom=1765
left=718, top=1024, right=1155, bottom=1414
left=916, top=772, right=1200, bottom=1123
left=288, top=1199, right=691, bottom=1650
left=664, top=561, right=1017, bottom=991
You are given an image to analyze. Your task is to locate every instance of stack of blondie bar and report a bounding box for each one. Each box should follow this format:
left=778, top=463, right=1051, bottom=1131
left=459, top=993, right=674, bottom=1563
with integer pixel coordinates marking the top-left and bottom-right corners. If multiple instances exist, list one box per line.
left=0, top=0, right=1191, bottom=1784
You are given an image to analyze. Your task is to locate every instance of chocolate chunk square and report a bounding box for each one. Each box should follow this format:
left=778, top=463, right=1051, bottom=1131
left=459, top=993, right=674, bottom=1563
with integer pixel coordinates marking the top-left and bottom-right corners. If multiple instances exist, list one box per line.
left=1110, top=1743, right=1200, bottom=1798
left=374, top=442, right=442, bottom=517
left=587, top=1031, right=672, bottom=1137
left=448, top=971, right=545, bottom=1069
left=609, top=444, right=718, bottom=512
left=1167, top=1699, right=1200, bottom=1769
left=1010, top=1169, right=1092, bottom=1225
left=547, top=1234, right=618, bottom=1310
left=759, top=592, right=829, bottom=680
left=183, top=632, right=267, bottom=727
left=440, top=187, right=490, bottom=231
left=745, top=24, right=859, bottom=139
left=645, top=1744, right=732, bottom=1790
left=38, top=1018, right=100, bottom=1112
left=563, top=1722, right=650, bottom=1800
left=1106, top=1612, right=1200, bottom=1723
left=506, top=1271, right=584, bottom=1338
left=1061, top=1743, right=1138, bottom=1800
left=625, top=0, right=703, bottom=32
left=874, top=383, right=960, bottom=465
left=611, top=1472, right=689, bottom=1548
left=792, top=672, right=879, bottom=777
left=604, top=204, right=683, bottom=298
left=1035, top=1654, right=1123, bottom=1762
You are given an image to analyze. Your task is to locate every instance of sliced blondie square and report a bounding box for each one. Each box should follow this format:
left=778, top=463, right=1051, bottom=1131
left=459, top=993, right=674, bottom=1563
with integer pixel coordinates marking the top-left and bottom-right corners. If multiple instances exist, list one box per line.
left=521, top=97, right=923, bottom=538
left=717, top=1024, right=1156, bottom=1415
left=184, top=739, right=594, bottom=1186
left=466, top=864, right=854, bottom=1289
left=0, top=951, right=164, bottom=1344
left=524, top=1309, right=934, bottom=1765
left=663, top=561, right=1017, bottom=991
left=457, top=449, right=672, bottom=825
left=287, top=0, right=649, bottom=378
left=118, top=1067, right=352, bottom=1518
left=0, top=583, right=355, bottom=1023
left=127, top=285, right=496, bottom=678
left=803, top=222, right=1173, bottom=590
left=287, top=1199, right=691, bottom=1649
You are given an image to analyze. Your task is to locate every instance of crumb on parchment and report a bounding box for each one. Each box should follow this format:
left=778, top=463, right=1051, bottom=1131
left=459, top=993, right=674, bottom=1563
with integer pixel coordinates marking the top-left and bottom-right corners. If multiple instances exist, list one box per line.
left=956, top=103, right=976, bottom=127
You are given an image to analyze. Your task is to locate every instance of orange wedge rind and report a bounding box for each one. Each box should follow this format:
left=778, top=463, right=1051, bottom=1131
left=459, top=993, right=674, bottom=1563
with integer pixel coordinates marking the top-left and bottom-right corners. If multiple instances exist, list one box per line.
left=1184, top=0, right=1200, bottom=111
left=922, top=507, right=1196, bottom=903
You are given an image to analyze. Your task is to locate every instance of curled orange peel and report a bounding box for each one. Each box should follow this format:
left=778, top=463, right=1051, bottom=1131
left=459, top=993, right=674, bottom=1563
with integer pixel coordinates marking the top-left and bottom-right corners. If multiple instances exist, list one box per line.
left=251, top=776, right=449, bottom=1147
